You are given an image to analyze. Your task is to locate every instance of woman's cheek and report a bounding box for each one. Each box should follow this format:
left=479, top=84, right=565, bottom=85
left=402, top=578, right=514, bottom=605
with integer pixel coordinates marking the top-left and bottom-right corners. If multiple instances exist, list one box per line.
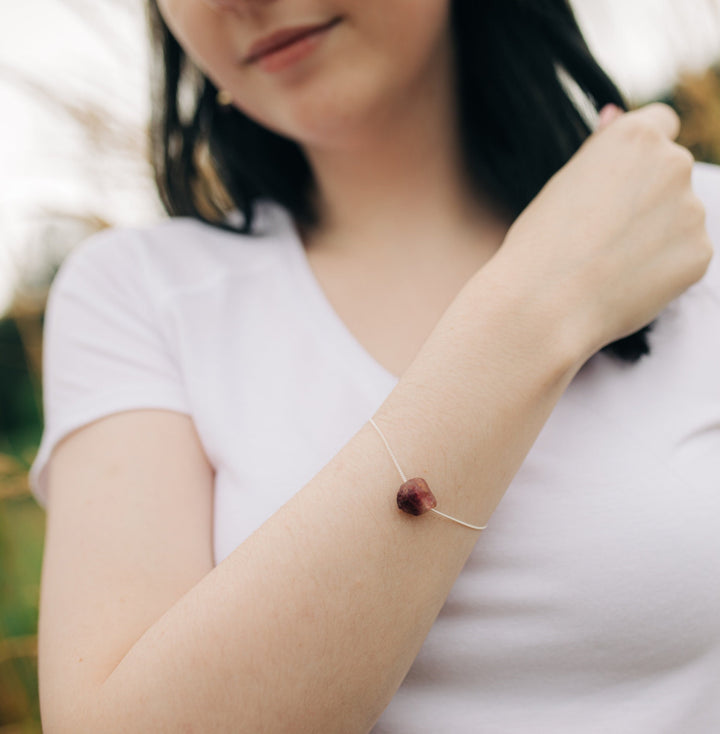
left=157, top=0, right=233, bottom=79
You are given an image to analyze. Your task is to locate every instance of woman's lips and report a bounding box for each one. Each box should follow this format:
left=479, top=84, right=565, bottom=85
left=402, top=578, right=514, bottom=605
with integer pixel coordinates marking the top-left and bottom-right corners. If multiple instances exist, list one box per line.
left=244, top=18, right=341, bottom=71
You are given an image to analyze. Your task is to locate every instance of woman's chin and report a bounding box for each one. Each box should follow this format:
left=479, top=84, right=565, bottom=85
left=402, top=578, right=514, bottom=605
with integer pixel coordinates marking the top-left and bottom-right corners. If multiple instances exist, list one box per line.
left=286, top=96, right=408, bottom=153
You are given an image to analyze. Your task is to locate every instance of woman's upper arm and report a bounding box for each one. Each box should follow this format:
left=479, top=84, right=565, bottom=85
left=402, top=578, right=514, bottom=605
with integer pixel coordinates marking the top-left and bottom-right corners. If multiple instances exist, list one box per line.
left=38, top=407, right=215, bottom=732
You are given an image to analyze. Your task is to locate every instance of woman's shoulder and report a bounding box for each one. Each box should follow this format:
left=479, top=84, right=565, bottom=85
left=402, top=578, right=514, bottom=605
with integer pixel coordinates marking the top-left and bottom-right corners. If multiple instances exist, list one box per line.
left=57, top=202, right=293, bottom=300
left=691, top=160, right=719, bottom=234
left=690, top=160, right=720, bottom=301
left=692, top=158, right=720, bottom=184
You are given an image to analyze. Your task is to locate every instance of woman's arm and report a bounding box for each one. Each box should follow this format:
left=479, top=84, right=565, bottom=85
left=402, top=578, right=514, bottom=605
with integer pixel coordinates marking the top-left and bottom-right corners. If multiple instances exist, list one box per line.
left=40, top=103, right=711, bottom=734
left=43, top=257, right=583, bottom=734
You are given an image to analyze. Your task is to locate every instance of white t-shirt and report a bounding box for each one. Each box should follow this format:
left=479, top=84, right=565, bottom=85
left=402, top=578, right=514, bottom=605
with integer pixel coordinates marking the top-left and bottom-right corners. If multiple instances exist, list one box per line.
left=29, top=161, right=720, bottom=733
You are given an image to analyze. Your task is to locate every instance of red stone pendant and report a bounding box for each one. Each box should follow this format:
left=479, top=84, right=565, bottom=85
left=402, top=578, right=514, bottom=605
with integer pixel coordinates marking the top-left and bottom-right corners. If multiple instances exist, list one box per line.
left=396, top=477, right=437, bottom=516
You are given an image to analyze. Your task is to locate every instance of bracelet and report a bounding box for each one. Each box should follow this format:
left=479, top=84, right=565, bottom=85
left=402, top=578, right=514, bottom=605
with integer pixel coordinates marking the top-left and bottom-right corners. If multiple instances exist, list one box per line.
left=368, top=417, right=488, bottom=531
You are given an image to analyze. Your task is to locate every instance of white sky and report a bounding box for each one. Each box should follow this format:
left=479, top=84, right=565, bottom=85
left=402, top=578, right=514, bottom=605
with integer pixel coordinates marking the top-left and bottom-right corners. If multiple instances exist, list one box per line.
left=1, top=0, right=720, bottom=318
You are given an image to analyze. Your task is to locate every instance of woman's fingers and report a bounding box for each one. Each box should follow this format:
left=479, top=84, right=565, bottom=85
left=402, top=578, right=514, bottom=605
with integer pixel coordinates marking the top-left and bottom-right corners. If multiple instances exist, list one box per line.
left=624, top=101, right=682, bottom=141
left=597, top=103, right=623, bottom=130
left=596, top=102, right=681, bottom=141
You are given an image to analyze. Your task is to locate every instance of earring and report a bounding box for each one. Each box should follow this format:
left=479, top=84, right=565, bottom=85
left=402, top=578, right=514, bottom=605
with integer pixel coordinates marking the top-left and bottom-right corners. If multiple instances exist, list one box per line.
left=217, top=89, right=234, bottom=106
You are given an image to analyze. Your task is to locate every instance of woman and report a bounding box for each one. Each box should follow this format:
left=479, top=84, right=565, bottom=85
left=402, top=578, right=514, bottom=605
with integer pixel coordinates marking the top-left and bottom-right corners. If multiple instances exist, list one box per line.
left=29, top=0, right=718, bottom=731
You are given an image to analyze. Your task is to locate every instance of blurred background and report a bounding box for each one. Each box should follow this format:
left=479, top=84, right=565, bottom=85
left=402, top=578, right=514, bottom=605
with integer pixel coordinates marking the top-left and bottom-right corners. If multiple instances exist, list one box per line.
left=1, top=1, right=719, bottom=730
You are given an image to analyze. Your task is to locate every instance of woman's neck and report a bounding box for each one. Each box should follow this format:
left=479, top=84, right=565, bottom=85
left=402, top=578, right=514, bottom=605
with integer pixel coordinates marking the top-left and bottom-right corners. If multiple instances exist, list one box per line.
left=296, top=30, right=508, bottom=264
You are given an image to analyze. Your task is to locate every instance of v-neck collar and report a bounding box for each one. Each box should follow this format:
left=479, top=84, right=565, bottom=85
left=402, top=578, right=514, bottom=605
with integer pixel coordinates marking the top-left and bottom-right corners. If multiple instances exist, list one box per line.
left=264, top=201, right=401, bottom=393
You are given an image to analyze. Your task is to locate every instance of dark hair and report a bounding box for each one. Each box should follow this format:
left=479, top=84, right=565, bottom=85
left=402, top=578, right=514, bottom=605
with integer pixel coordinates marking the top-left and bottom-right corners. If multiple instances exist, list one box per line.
left=145, top=0, right=656, bottom=363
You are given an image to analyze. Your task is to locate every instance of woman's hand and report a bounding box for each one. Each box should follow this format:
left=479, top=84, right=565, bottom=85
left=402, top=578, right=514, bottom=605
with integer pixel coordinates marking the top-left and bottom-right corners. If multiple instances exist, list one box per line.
left=490, top=102, right=714, bottom=361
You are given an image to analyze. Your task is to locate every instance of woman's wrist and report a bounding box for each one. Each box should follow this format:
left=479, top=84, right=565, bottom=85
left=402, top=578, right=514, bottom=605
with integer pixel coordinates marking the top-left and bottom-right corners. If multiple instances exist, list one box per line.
left=457, top=256, right=589, bottom=380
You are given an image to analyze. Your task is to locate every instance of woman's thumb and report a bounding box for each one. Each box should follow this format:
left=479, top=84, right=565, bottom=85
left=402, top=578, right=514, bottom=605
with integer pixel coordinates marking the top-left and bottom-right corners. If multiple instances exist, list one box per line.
left=596, top=103, right=623, bottom=131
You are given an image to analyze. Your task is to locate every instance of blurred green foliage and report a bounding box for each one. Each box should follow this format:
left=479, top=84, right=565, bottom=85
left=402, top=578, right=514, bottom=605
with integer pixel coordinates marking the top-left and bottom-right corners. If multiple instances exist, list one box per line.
left=1, top=311, right=44, bottom=732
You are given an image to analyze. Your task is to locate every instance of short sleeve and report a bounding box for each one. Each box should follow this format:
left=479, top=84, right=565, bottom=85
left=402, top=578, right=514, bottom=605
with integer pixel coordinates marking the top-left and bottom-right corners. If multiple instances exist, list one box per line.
left=27, top=227, right=192, bottom=509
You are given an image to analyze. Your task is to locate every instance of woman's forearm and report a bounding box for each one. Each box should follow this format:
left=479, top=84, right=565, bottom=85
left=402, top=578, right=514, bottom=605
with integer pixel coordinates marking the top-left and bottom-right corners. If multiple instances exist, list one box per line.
left=87, top=263, right=587, bottom=734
